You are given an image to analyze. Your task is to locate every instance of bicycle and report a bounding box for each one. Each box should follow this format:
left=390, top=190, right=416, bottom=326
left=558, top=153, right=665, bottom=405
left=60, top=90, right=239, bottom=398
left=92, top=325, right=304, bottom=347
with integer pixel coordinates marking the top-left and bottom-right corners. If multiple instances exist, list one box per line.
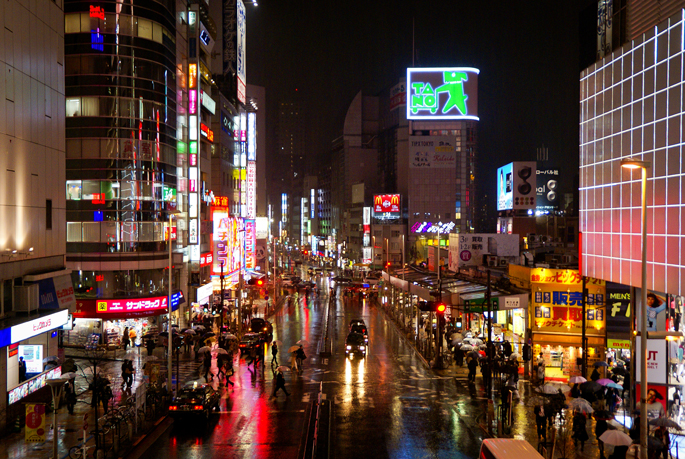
left=69, top=435, right=97, bottom=459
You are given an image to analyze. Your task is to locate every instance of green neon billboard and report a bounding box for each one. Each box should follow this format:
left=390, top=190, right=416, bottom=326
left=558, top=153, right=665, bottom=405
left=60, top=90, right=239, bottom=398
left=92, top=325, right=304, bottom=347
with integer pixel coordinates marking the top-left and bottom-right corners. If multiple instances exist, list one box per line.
left=406, top=67, right=479, bottom=121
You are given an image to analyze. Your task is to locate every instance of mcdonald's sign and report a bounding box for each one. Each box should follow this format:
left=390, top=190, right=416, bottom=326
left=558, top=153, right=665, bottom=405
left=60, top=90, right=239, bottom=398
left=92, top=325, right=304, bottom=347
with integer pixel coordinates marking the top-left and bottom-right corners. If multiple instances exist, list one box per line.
left=374, top=194, right=401, bottom=217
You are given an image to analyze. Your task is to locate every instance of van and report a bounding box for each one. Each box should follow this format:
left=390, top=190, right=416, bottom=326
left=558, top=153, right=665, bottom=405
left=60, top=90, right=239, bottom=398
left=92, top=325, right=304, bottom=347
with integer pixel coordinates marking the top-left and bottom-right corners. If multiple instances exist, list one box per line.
left=479, top=439, right=543, bottom=459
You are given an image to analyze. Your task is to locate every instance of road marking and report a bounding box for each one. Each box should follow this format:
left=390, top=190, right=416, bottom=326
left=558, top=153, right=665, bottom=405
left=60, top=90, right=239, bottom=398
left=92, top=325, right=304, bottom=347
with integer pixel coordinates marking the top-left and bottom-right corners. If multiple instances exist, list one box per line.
left=302, top=393, right=311, bottom=403
left=322, top=358, right=329, bottom=365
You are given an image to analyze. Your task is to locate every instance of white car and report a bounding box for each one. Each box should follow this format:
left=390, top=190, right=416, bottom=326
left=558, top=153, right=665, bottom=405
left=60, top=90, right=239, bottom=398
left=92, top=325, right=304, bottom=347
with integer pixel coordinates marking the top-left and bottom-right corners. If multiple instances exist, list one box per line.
left=281, top=276, right=293, bottom=285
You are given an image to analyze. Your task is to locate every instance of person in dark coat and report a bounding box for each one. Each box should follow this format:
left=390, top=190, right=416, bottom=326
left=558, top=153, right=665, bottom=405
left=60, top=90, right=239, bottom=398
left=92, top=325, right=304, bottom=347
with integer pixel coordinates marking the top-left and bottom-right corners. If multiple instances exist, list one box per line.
left=18, top=357, right=27, bottom=382
left=572, top=412, right=589, bottom=450
left=146, top=338, right=155, bottom=356
left=608, top=445, right=628, bottom=459
left=595, top=417, right=609, bottom=459
left=271, top=342, right=279, bottom=365
left=455, top=347, right=464, bottom=367
left=100, top=380, right=113, bottom=413
left=467, top=356, right=478, bottom=382
left=502, top=340, right=512, bottom=358
left=591, top=367, right=601, bottom=381
left=122, top=327, right=130, bottom=350
left=271, top=370, right=290, bottom=397
left=203, top=350, right=213, bottom=382
left=534, top=404, right=547, bottom=441
left=65, top=380, right=77, bottom=415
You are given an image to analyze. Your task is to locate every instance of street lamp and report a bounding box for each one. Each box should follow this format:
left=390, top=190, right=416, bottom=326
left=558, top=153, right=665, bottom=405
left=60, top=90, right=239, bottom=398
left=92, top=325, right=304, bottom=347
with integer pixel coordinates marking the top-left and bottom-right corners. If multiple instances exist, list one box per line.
left=620, top=157, right=650, bottom=459
left=47, top=378, right=69, bottom=459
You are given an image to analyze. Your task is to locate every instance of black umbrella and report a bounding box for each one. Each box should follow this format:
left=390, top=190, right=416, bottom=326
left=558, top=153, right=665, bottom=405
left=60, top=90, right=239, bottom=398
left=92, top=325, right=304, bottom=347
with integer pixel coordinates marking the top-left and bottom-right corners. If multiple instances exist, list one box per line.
left=593, top=409, right=614, bottom=421
left=594, top=361, right=609, bottom=367
left=580, top=380, right=603, bottom=392
left=202, top=332, right=216, bottom=339
left=610, top=366, right=627, bottom=376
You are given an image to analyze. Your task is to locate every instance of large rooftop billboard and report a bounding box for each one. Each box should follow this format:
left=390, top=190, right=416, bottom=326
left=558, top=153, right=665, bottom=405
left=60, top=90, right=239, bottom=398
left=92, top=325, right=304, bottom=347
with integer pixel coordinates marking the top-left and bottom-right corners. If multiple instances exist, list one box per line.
left=406, top=67, right=479, bottom=121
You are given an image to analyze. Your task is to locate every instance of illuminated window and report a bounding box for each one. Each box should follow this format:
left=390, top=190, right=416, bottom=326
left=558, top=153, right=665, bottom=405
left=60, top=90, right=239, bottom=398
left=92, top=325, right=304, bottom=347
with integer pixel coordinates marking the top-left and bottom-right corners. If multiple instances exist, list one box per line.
left=66, top=98, right=81, bottom=117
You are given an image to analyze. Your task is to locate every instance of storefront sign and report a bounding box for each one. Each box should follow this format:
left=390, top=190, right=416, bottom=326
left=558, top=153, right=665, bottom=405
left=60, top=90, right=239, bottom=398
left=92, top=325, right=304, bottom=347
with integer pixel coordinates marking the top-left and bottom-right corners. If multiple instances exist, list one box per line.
left=411, top=221, right=456, bottom=234
left=607, top=338, right=630, bottom=349
left=406, top=67, right=479, bottom=120
left=200, top=252, right=213, bottom=267
left=449, top=233, right=519, bottom=269
left=3, top=309, right=70, bottom=347
left=25, top=404, right=46, bottom=442
left=196, top=283, right=213, bottom=305
left=212, top=213, right=244, bottom=276
left=373, top=194, right=401, bottom=217
left=37, top=275, right=76, bottom=310
left=9, top=367, right=61, bottom=406
left=73, top=292, right=182, bottom=320
left=201, top=91, right=216, bottom=114
left=97, top=297, right=168, bottom=314
left=606, top=282, right=631, bottom=339
left=635, top=337, right=667, bottom=384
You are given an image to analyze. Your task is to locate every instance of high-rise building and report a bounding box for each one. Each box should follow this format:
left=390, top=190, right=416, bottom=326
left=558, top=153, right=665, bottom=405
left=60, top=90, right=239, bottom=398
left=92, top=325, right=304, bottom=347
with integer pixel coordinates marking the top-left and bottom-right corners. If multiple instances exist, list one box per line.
left=1, top=0, right=75, bottom=434
left=63, top=1, right=183, bottom=334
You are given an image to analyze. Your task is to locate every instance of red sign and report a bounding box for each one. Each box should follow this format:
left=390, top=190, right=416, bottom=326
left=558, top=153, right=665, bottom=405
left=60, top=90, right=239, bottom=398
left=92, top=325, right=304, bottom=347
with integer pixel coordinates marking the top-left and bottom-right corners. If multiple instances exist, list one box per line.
left=96, top=296, right=168, bottom=314
left=89, top=5, right=105, bottom=20
left=212, top=196, right=229, bottom=208
left=92, top=193, right=105, bottom=205
left=95, top=274, right=104, bottom=282
left=165, top=226, right=177, bottom=241
left=200, top=123, right=214, bottom=142
left=8, top=343, right=18, bottom=358
left=200, top=252, right=213, bottom=267
left=373, top=194, right=401, bottom=214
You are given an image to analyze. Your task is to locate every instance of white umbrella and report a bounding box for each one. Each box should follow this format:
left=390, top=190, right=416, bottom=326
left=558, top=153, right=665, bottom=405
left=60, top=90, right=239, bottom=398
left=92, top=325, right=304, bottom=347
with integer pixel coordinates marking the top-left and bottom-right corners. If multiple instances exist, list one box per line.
left=450, top=333, right=464, bottom=345
left=569, top=376, right=587, bottom=384
left=144, top=355, right=159, bottom=361
left=537, top=383, right=571, bottom=394
left=212, top=348, right=228, bottom=355
left=198, top=346, right=212, bottom=353
left=460, top=344, right=474, bottom=351
left=509, top=353, right=520, bottom=361
left=472, top=338, right=484, bottom=345
left=223, top=333, right=237, bottom=340
left=599, top=430, right=633, bottom=447
left=184, top=329, right=196, bottom=335
left=568, top=398, right=594, bottom=414
left=288, top=345, right=300, bottom=353
left=276, top=366, right=291, bottom=372
left=297, top=339, right=309, bottom=346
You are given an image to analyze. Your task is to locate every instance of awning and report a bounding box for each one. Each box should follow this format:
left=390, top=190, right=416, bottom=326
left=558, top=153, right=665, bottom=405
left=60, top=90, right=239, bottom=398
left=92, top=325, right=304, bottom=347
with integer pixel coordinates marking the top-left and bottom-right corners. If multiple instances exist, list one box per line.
left=532, top=332, right=604, bottom=347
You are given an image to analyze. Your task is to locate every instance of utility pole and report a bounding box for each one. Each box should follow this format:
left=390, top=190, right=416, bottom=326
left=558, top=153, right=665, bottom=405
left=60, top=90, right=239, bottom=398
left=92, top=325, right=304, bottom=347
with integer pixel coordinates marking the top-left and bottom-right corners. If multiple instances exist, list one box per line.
left=581, top=276, right=588, bottom=379
left=486, top=270, right=492, bottom=395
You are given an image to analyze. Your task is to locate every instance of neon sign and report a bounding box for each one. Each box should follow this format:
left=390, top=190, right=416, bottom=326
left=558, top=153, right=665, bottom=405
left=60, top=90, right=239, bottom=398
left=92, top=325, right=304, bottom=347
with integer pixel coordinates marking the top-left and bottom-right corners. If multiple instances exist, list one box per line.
left=189, top=63, right=197, bottom=89
left=189, top=90, right=197, bottom=114
left=96, top=296, right=168, bottom=314
left=411, top=221, right=456, bottom=234
left=89, top=5, right=105, bottom=20
left=406, top=67, right=479, bottom=120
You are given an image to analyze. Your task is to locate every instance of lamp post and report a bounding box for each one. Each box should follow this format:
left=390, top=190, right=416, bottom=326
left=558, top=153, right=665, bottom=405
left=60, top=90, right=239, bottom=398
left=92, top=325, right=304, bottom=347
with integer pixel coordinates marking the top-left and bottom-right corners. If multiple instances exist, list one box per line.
left=47, top=378, right=68, bottom=459
left=621, top=158, right=650, bottom=459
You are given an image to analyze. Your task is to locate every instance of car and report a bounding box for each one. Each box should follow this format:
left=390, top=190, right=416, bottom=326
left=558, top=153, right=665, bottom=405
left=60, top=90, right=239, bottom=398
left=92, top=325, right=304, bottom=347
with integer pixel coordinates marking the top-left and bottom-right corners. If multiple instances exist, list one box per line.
left=168, top=382, right=220, bottom=421
left=314, top=268, right=323, bottom=276
left=307, top=267, right=314, bottom=275
left=345, top=332, right=367, bottom=357
left=239, top=332, right=261, bottom=354
left=281, top=276, right=293, bottom=285
left=350, top=323, right=369, bottom=344
left=349, top=319, right=366, bottom=330
left=250, top=318, right=273, bottom=342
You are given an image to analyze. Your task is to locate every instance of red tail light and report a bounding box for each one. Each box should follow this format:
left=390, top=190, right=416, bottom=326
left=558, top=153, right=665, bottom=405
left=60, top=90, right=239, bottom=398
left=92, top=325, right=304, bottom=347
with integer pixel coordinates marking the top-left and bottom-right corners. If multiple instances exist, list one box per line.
left=169, top=406, right=177, bottom=411
left=193, top=405, right=204, bottom=410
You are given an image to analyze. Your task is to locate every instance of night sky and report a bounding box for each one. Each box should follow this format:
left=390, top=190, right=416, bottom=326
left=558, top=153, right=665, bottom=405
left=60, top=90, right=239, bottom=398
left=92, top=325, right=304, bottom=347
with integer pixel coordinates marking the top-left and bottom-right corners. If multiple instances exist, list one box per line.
left=246, top=1, right=595, bottom=221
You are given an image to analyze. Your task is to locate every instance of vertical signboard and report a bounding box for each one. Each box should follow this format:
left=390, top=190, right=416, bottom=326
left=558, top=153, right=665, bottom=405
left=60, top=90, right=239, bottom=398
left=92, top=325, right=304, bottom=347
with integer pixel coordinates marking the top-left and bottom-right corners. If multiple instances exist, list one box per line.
left=245, top=219, right=256, bottom=269
left=25, top=404, right=46, bottom=442
left=246, top=162, right=256, bottom=218
left=212, top=209, right=244, bottom=276
left=236, top=0, right=247, bottom=104
left=222, top=0, right=237, bottom=77
left=247, top=112, right=256, bottom=161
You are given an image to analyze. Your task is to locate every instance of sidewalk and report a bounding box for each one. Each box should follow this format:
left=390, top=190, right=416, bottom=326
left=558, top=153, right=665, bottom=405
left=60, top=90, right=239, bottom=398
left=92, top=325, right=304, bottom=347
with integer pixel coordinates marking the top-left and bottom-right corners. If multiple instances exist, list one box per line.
left=376, top=300, right=628, bottom=459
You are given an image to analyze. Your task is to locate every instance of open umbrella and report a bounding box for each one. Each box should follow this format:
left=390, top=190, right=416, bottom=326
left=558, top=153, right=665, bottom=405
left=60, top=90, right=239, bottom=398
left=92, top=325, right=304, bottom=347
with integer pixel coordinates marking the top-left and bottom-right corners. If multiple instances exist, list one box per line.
left=599, top=430, right=633, bottom=447
left=594, top=361, right=609, bottom=367
left=606, top=382, right=623, bottom=390
left=61, top=372, right=78, bottom=380
left=526, top=395, right=550, bottom=407
left=568, top=398, right=594, bottom=414
left=276, top=366, right=291, bottom=372
left=198, top=346, right=212, bottom=353
left=297, top=339, right=309, bottom=346
left=212, top=348, right=228, bottom=355
left=288, top=345, right=300, bottom=353
left=451, top=333, right=463, bottom=345
left=597, top=378, right=614, bottom=386
left=142, top=332, right=156, bottom=338
left=184, top=329, right=196, bottom=335
left=273, top=340, right=283, bottom=346
left=537, top=383, right=571, bottom=394
left=144, top=355, right=159, bottom=361
left=43, top=356, right=59, bottom=364
left=509, top=353, right=520, bottom=361
left=569, top=376, right=587, bottom=384
left=223, top=333, right=237, bottom=340
left=649, top=418, right=681, bottom=429
left=202, top=332, right=216, bottom=339
left=580, top=381, right=603, bottom=392
left=193, top=325, right=206, bottom=330
left=460, top=344, right=474, bottom=351
left=611, top=366, right=628, bottom=376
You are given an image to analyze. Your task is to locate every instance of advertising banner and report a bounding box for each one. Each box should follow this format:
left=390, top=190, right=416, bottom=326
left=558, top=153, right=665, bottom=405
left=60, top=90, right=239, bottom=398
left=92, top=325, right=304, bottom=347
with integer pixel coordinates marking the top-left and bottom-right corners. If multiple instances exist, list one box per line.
left=37, top=275, right=76, bottom=310
left=389, top=81, right=406, bottom=111
left=246, top=162, right=256, bottom=218
left=25, top=404, right=46, bottom=443
left=19, top=345, right=43, bottom=373
left=245, top=219, right=256, bottom=270
left=497, top=163, right=513, bottom=211
left=212, top=212, right=244, bottom=276
left=409, top=137, right=456, bottom=169
left=373, top=194, right=401, bottom=217
left=236, top=0, right=246, bottom=104
left=635, top=337, right=667, bottom=384
left=531, top=269, right=606, bottom=335
left=513, top=161, right=536, bottom=210
left=406, top=67, right=479, bottom=120
left=536, top=169, right=560, bottom=210
left=606, top=282, right=631, bottom=339
left=449, top=233, right=519, bottom=268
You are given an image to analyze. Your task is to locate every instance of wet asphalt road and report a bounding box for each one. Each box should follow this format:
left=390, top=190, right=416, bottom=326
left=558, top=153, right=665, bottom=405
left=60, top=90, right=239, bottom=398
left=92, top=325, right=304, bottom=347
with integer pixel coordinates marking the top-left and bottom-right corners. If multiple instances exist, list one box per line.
left=143, top=268, right=489, bottom=458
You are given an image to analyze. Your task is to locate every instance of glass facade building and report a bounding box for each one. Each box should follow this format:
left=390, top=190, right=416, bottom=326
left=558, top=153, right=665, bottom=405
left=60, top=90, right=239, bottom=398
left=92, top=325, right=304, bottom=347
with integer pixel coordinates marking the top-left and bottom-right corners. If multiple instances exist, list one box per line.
left=64, top=0, right=177, bottom=293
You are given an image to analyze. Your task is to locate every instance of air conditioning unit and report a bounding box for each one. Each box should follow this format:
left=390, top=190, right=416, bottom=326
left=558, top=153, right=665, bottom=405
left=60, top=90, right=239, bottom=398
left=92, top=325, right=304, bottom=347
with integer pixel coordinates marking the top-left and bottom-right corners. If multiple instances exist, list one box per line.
left=541, top=235, right=550, bottom=243
left=562, top=254, right=573, bottom=264
left=528, top=234, right=538, bottom=243
left=498, top=258, right=509, bottom=267
left=15, top=284, right=40, bottom=312
left=487, top=255, right=498, bottom=267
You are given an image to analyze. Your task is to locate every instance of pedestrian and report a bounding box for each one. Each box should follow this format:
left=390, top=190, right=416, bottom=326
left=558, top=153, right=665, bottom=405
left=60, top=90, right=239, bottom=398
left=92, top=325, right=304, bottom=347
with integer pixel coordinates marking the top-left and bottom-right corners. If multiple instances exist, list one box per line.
left=146, top=338, right=155, bottom=356
left=125, top=359, right=134, bottom=389
left=295, top=345, right=306, bottom=372
left=654, top=426, right=670, bottom=459
left=271, top=342, right=279, bottom=365
left=608, top=445, right=629, bottom=459
left=480, top=357, right=492, bottom=389
left=571, top=411, right=589, bottom=451
left=289, top=351, right=298, bottom=372
left=534, top=404, right=547, bottom=441
left=607, top=388, right=618, bottom=413
left=183, top=333, right=192, bottom=354
left=65, top=380, right=77, bottom=415
left=203, top=350, right=213, bottom=382
left=502, top=340, right=512, bottom=359
left=100, top=380, right=113, bottom=414
left=595, top=417, right=608, bottom=459
left=467, top=355, right=478, bottom=382
left=271, top=370, right=290, bottom=397
left=121, top=359, right=131, bottom=390
left=18, top=356, right=27, bottom=382
left=536, top=355, right=546, bottom=383
left=122, top=327, right=130, bottom=351
left=590, top=366, right=601, bottom=382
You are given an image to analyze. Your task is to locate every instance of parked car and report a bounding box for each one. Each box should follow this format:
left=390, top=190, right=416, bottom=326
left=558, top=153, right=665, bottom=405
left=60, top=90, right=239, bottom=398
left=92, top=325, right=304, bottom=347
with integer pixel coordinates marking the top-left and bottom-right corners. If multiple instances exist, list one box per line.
left=345, top=332, right=367, bottom=357
left=168, top=382, right=220, bottom=421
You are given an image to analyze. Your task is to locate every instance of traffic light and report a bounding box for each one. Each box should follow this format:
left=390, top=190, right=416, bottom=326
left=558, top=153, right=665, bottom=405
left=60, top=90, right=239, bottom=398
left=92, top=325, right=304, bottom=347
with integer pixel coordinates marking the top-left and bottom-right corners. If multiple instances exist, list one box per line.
left=385, top=261, right=391, bottom=269
left=434, top=302, right=446, bottom=314
left=247, top=277, right=265, bottom=286
left=255, top=278, right=264, bottom=287
left=417, top=301, right=447, bottom=312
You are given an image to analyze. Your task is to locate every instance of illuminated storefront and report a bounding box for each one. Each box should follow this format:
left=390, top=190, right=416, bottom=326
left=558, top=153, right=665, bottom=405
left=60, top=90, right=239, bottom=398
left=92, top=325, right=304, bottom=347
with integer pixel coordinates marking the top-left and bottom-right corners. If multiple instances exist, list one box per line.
left=529, top=268, right=606, bottom=381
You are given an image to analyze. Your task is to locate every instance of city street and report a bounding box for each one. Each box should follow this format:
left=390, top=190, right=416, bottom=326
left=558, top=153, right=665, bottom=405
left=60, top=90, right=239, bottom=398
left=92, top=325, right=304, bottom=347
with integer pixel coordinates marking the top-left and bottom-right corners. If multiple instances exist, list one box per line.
left=143, top=270, right=487, bottom=458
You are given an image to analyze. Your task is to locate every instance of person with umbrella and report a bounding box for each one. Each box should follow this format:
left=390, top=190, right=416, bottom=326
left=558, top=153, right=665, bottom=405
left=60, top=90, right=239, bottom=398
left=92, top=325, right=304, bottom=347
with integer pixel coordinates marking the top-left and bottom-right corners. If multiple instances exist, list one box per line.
left=271, top=369, right=290, bottom=397
left=295, top=345, right=306, bottom=373
left=591, top=365, right=601, bottom=382
left=288, top=346, right=299, bottom=372
left=536, top=353, right=546, bottom=383
left=572, top=410, right=590, bottom=451
left=65, top=379, right=77, bottom=415
left=203, top=350, right=213, bottom=382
